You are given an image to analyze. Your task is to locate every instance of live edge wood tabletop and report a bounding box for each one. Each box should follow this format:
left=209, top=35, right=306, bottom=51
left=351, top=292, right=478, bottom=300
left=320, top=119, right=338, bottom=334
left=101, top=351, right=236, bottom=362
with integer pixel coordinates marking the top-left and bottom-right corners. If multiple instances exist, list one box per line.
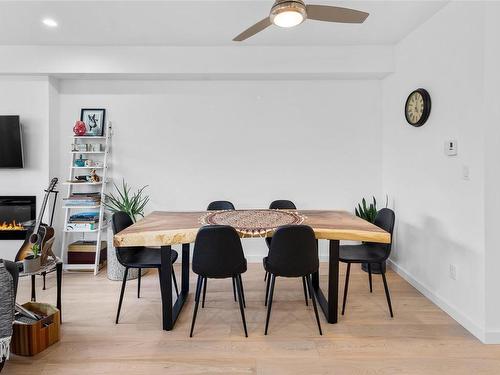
left=113, top=210, right=391, bottom=248
left=112, top=210, right=390, bottom=331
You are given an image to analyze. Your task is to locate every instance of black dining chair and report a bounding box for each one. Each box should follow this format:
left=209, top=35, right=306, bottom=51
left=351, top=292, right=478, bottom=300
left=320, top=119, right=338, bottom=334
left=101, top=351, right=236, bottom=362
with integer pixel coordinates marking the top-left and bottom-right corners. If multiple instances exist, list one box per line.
left=206, top=200, right=235, bottom=211
left=190, top=225, right=248, bottom=337
left=339, top=208, right=396, bottom=318
left=265, top=200, right=297, bottom=251
left=264, top=200, right=310, bottom=305
left=202, top=201, right=242, bottom=308
left=263, top=225, right=322, bottom=335
left=111, top=211, right=179, bottom=324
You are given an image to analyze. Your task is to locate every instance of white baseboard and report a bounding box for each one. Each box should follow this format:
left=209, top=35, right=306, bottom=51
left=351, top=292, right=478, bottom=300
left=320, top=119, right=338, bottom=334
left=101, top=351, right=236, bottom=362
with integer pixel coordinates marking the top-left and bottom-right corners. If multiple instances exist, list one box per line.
left=484, top=331, right=500, bottom=344
left=387, top=259, right=490, bottom=343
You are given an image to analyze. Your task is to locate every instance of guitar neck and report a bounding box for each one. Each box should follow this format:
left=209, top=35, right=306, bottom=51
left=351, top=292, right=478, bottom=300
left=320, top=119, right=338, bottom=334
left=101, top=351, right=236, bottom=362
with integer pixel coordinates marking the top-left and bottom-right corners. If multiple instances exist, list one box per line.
left=33, top=189, right=52, bottom=234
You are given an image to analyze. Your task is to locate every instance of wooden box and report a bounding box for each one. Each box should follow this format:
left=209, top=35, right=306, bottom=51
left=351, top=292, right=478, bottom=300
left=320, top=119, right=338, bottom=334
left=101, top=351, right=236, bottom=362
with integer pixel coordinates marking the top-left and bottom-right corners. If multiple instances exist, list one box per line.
left=67, top=240, right=107, bottom=265
left=11, top=302, right=60, bottom=356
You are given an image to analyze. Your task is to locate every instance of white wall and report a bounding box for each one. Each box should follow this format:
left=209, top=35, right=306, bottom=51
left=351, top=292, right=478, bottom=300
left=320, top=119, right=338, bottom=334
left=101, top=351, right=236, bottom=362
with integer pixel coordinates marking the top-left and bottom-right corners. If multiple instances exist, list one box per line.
left=382, top=2, right=487, bottom=339
left=483, top=2, right=500, bottom=343
left=54, top=79, right=383, bottom=259
left=0, top=76, right=51, bottom=260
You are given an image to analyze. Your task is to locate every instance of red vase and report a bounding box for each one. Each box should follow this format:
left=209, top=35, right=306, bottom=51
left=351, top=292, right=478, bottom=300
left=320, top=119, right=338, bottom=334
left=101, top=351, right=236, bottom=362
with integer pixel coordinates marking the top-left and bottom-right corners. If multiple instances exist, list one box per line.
left=73, top=120, right=86, bottom=136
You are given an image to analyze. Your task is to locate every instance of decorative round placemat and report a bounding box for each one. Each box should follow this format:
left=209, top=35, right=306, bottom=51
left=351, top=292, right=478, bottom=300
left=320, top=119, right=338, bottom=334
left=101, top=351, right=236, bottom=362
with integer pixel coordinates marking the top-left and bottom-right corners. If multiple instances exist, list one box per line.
left=200, top=209, right=306, bottom=237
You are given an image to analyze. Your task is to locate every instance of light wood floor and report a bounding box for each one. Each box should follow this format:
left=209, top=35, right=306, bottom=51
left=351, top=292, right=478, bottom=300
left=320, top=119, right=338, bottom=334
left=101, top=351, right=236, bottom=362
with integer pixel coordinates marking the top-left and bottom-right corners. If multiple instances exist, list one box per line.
left=5, top=263, right=500, bottom=374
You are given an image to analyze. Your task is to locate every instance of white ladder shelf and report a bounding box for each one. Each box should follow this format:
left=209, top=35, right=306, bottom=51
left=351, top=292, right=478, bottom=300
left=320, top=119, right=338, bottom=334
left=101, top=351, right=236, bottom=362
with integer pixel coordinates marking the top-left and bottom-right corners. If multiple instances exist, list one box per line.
left=61, top=121, right=112, bottom=275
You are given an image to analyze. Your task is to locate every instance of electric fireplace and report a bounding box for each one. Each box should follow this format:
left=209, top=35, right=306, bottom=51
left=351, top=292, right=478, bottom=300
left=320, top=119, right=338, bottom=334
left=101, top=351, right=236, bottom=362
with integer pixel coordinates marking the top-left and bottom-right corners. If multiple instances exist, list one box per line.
left=0, top=196, right=36, bottom=240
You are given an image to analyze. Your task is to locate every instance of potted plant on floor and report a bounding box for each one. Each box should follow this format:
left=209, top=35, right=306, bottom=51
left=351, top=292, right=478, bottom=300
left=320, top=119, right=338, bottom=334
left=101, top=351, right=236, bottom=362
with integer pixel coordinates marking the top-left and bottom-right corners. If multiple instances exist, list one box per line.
left=355, top=196, right=387, bottom=274
left=105, top=179, right=150, bottom=281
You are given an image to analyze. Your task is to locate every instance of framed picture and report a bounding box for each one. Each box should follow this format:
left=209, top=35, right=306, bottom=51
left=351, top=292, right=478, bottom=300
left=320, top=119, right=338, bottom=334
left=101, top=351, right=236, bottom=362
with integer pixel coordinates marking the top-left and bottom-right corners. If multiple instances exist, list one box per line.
left=80, top=108, right=106, bottom=136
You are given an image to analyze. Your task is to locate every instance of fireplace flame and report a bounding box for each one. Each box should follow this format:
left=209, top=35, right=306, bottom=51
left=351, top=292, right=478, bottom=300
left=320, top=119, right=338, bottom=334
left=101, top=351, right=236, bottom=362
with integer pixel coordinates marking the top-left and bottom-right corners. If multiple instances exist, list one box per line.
left=0, top=220, right=25, bottom=230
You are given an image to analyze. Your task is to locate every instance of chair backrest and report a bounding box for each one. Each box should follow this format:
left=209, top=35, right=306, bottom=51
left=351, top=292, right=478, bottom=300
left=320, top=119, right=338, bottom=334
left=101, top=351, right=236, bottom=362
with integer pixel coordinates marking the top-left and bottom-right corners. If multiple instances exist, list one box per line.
left=372, top=208, right=396, bottom=260
left=111, top=212, right=135, bottom=265
left=0, top=259, right=19, bottom=300
left=269, top=200, right=296, bottom=210
left=267, top=225, right=318, bottom=277
left=111, top=211, right=134, bottom=234
left=266, top=200, right=297, bottom=248
left=192, top=225, right=246, bottom=278
left=207, top=201, right=235, bottom=211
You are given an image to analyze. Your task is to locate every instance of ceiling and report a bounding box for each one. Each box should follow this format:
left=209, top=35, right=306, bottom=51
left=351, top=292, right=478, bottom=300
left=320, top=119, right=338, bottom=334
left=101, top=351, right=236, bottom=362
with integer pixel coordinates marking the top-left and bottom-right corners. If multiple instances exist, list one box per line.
left=0, top=0, right=448, bottom=46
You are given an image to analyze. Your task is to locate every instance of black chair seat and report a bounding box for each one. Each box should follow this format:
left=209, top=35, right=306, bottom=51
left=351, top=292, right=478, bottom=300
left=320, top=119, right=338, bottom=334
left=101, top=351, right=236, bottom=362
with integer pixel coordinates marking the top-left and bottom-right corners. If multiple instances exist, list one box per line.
left=263, top=256, right=317, bottom=278
left=118, top=247, right=178, bottom=269
left=339, top=244, right=387, bottom=264
left=195, top=258, right=247, bottom=279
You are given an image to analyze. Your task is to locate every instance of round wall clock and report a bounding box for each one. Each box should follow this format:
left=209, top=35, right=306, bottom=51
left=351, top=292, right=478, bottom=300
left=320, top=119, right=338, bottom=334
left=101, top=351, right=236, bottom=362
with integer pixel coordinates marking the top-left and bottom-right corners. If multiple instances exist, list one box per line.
left=405, top=88, right=431, bottom=127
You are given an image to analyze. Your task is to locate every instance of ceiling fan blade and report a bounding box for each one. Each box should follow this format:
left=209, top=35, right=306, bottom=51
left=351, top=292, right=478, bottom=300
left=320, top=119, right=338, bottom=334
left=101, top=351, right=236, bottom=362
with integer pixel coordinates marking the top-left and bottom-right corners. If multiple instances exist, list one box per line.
left=306, top=5, right=369, bottom=23
left=233, top=17, right=272, bottom=42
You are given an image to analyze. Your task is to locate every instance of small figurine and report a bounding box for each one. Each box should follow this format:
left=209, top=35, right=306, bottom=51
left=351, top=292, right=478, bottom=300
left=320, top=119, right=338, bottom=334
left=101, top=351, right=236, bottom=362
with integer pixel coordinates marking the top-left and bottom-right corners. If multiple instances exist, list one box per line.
left=89, top=169, right=101, bottom=183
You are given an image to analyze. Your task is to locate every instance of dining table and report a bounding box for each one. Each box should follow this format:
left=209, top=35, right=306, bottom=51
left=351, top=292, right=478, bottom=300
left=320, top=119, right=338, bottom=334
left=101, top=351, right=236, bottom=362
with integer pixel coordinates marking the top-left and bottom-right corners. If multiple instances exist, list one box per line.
left=113, top=209, right=391, bottom=331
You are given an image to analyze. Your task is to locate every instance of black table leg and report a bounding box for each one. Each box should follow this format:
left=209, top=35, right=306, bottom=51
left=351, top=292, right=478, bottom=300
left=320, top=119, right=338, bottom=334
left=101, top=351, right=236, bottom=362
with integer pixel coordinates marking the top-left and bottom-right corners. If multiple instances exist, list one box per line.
left=159, top=244, right=190, bottom=331
left=312, top=239, right=339, bottom=324
left=181, top=243, right=190, bottom=295
left=56, top=261, right=63, bottom=323
left=31, top=275, right=36, bottom=302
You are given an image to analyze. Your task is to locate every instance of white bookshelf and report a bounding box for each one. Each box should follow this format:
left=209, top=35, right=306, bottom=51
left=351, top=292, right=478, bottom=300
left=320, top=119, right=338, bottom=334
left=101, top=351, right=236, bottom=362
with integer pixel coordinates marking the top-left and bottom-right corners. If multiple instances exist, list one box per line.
left=72, top=166, right=104, bottom=169
left=61, top=121, right=111, bottom=275
left=71, top=151, right=106, bottom=154
left=63, top=181, right=105, bottom=186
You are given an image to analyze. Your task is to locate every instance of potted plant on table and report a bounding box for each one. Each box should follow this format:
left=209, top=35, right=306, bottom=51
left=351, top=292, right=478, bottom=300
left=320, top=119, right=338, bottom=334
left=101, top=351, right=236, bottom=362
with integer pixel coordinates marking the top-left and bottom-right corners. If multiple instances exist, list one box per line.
left=22, top=244, right=41, bottom=274
left=104, top=179, right=150, bottom=281
left=355, top=196, right=387, bottom=274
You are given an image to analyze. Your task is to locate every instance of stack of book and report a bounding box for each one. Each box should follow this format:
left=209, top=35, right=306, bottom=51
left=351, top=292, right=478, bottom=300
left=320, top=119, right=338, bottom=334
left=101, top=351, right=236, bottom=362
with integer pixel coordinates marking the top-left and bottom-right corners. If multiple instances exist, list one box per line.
left=67, top=240, right=107, bottom=265
left=66, top=211, right=101, bottom=231
left=63, top=192, right=101, bottom=207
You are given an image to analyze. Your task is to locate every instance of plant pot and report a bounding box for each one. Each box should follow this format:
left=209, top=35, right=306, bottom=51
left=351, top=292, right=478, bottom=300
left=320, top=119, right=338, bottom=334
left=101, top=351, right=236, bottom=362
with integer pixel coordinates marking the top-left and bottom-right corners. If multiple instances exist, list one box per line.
left=23, top=256, right=41, bottom=274
left=106, top=228, right=145, bottom=281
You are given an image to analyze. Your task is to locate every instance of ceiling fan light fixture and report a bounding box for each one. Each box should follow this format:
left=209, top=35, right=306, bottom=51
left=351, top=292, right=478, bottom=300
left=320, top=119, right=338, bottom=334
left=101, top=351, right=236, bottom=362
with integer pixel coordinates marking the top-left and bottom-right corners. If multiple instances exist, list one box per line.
left=270, top=1, right=307, bottom=28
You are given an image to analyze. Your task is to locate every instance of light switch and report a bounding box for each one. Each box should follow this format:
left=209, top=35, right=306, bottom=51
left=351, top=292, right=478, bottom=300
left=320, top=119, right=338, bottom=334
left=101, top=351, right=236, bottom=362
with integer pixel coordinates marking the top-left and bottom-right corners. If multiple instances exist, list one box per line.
left=445, top=140, right=458, bottom=156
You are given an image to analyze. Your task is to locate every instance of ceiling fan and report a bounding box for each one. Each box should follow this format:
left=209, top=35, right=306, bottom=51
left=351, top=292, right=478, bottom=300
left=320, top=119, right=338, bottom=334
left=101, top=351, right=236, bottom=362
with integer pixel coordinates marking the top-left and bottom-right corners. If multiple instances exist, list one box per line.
left=233, top=0, right=369, bottom=41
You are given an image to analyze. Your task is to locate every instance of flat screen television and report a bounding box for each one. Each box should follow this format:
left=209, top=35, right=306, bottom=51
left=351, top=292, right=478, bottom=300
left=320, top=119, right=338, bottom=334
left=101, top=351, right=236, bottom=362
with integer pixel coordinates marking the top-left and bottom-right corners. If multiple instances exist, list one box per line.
left=0, top=115, right=24, bottom=168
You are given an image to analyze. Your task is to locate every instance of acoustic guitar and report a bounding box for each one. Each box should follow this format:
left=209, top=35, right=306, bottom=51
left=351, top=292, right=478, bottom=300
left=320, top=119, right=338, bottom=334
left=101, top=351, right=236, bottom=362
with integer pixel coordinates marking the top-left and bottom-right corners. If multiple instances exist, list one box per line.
left=15, top=178, right=58, bottom=262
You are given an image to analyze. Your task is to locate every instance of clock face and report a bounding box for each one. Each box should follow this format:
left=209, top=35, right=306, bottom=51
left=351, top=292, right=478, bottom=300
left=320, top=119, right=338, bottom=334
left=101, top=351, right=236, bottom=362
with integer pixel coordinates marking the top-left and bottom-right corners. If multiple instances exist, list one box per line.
left=405, top=89, right=431, bottom=127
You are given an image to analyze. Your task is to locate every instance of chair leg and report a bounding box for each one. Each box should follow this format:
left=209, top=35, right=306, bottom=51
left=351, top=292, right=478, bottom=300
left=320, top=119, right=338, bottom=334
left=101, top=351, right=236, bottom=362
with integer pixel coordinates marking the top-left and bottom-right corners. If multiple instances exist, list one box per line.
left=301, top=276, right=309, bottom=306
left=381, top=266, right=394, bottom=318
left=238, top=274, right=246, bottom=308
left=342, top=263, right=351, bottom=316
left=202, top=277, right=207, bottom=308
left=368, top=263, right=373, bottom=293
left=190, top=276, right=204, bottom=337
left=265, top=271, right=271, bottom=306
left=172, top=266, right=179, bottom=297
left=116, top=267, right=129, bottom=324
left=235, top=275, right=248, bottom=337
left=306, top=275, right=322, bottom=335
left=137, top=268, right=141, bottom=298
left=232, top=277, right=237, bottom=302
left=42, top=272, right=47, bottom=290
left=264, top=274, right=276, bottom=335
left=264, top=271, right=267, bottom=282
